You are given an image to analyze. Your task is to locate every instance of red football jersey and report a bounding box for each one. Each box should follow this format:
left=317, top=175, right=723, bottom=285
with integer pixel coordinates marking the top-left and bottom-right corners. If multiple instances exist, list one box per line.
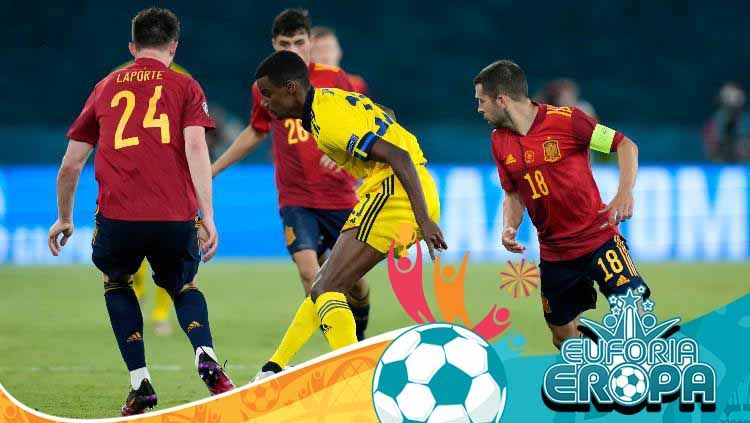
left=347, top=73, right=369, bottom=95
left=250, top=62, right=358, bottom=210
left=67, top=57, right=215, bottom=221
left=492, top=104, right=624, bottom=261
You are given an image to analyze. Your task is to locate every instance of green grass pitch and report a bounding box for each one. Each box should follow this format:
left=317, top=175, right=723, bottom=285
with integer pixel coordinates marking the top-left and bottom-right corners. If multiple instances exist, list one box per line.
left=0, top=261, right=747, bottom=418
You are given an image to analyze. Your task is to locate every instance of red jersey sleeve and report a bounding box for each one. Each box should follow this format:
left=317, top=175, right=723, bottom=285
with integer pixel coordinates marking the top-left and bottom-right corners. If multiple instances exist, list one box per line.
left=249, top=83, right=272, bottom=133
left=67, top=88, right=99, bottom=145
left=334, top=69, right=355, bottom=91
left=182, top=79, right=216, bottom=129
left=571, top=107, right=624, bottom=152
left=491, top=131, right=516, bottom=192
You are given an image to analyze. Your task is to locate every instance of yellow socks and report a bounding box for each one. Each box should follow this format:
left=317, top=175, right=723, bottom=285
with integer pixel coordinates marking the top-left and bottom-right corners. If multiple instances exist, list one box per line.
left=269, top=297, right=320, bottom=368
left=132, top=260, right=148, bottom=300
left=151, top=287, right=172, bottom=322
left=316, top=292, right=357, bottom=350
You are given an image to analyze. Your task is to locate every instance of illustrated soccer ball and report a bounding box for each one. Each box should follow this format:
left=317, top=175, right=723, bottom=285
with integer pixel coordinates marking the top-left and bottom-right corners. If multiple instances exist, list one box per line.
left=372, top=323, right=507, bottom=423
left=608, top=364, right=648, bottom=405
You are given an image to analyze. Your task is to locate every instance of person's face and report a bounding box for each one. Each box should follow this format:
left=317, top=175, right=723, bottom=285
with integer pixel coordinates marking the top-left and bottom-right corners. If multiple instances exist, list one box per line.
left=272, top=30, right=311, bottom=64
left=557, top=86, right=578, bottom=107
left=475, top=84, right=511, bottom=128
left=311, top=34, right=342, bottom=66
left=256, top=76, right=300, bottom=119
left=719, top=84, right=746, bottom=109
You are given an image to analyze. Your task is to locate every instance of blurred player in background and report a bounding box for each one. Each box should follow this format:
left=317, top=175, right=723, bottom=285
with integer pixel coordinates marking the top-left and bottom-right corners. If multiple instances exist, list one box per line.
left=704, top=81, right=750, bottom=162
left=311, top=26, right=369, bottom=95
left=47, top=8, right=233, bottom=415
left=474, top=60, right=651, bottom=349
left=252, top=51, right=446, bottom=380
left=212, top=9, right=372, bottom=340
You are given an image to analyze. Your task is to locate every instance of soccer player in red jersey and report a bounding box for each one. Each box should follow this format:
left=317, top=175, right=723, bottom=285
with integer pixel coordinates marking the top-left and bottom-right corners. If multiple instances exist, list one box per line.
left=47, top=8, right=233, bottom=415
left=212, top=9, right=372, bottom=340
left=311, top=26, right=369, bottom=95
left=474, top=60, right=651, bottom=349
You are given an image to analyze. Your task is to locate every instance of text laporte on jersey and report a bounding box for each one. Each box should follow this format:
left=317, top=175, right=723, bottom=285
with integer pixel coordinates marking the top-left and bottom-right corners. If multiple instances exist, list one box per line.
left=116, top=70, right=165, bottom=84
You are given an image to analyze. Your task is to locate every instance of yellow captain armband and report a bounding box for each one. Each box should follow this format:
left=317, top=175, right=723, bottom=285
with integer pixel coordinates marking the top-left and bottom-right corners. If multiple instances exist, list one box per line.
left=590, top=124, right=617, bottom=153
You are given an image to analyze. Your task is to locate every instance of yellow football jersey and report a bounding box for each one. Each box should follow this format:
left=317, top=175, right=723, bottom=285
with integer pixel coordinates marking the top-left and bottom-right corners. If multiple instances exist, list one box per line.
left=303, top=88, right=427, bottom=195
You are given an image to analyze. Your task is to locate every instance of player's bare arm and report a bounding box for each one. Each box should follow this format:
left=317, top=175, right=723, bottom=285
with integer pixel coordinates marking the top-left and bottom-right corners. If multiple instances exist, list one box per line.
left=211, top=125, right=267, bottom=177
left=501, top=189, right=526, bottom=253
left=368, top=138, right=447, bottom=260
left=599, top=136, right=638, bottom=228
left=48, top=140, right=94, bottom=256
left=185, top=126, right=218, bottom=261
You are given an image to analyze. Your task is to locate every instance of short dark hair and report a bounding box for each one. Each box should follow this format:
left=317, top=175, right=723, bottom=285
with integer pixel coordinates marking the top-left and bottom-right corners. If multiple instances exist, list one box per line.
left=474, top=60, right=528, bottom=100
left=131, top=7, right=180, bottom=49
left=255, top=50, right=310, bottom=87
left=272, top=8, right=311, bottom=38
left=311, top=26, right=336, bottom=40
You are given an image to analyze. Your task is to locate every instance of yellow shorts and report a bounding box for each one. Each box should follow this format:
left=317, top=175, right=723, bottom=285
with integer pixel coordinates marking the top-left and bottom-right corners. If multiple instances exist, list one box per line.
left=342, top=166, right=440, bottom=255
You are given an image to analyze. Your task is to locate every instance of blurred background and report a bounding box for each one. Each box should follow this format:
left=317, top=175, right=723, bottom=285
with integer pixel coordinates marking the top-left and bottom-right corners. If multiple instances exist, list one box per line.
left=1, top=0, right=748, bottom=264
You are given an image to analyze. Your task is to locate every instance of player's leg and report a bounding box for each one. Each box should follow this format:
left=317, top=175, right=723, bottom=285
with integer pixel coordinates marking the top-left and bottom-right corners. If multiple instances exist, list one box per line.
left=259, top=174, right=437, bottom=378
left=132, top=259, right=148, bottom=300
left=92, top=214, right=156, bottom=415
left=317, top=208, right=371, bottom=341
left=347, top=278, right=370, bottom=341
left=264, top=228, right=383, bottom=374
left=134, top=259, right=173, bottom=335
left=588, top=235, right=652, bottom=307
left=310, top=228, right=385, bottom=349
left=281, top=206, right=325, bottom=295
left=147, top=219, right=234, bottom=395
left=151, top=287, right=173, bottom=335
left=539, top=257, right=596, bottom=349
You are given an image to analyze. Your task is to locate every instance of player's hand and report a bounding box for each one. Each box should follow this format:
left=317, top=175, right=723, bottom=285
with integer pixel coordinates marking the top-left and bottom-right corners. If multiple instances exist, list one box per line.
left=418, top=218, right=448, bottom=262
left=320, top=154, right=341, bottom=173
left=48, top=220, right=73, bottom=256
left=599, top=190, right=634, bottom=228
left=197, top=218, right=219, bottom=262
left=501, top=227, right=526, bottom=253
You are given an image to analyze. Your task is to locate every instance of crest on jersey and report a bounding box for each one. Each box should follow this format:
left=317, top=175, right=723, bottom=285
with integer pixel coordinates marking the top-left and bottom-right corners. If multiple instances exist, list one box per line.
left=524, top=150, right=535, bottom=164
left=201, top=101, right=210, bottom=117
left=543, top=140, right=561, bottom=162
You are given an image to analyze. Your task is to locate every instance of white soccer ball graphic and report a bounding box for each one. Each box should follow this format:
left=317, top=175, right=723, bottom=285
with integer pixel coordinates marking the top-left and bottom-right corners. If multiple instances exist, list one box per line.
left=608, top=364, right=648, bottom=405
left=372, top=323, right=507, bottom=423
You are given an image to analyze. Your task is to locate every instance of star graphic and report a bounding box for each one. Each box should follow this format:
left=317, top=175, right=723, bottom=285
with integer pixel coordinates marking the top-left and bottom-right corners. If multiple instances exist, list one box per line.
left=621, top=289, right=642, bottom=309
left=611, top=305, right=622, bottom=316
left=636, top=286, right=646, bottom=296
left=642, top=299, right=655, bottom=312
left=608, top=295, right=620, bottom=306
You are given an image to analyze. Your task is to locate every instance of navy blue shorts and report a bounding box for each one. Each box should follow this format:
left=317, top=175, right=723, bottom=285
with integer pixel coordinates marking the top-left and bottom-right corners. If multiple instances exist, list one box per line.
left=92, top=212, right=201, bottom=297
left=539, top=235, right=651, bottom=326
left=279, top=206, right=352, bottom=256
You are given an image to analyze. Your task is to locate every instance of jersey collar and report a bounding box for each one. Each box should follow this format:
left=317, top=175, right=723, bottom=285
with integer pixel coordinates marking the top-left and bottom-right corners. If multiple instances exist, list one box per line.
left=134, top=57, right=169, bottom=69
left=526, top=101, right=546, bottom=134
left=301, top=88, right=315, bottom=133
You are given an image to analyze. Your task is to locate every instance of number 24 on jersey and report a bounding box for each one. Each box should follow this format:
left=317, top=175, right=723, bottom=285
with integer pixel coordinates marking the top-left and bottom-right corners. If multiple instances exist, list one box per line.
left=110, top=85, right=170, bottom=149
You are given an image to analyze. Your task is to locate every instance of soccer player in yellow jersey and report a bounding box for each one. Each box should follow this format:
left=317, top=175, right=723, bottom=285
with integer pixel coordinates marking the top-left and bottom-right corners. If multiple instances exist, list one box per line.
left=252, top=51, right=447, bottom=379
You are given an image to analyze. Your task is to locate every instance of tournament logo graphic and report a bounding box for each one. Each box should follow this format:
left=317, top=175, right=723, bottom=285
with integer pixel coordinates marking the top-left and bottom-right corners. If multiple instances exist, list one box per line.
left=543, top=288, right=717, bottom=412
left=386, top=224, right=518, bottom=342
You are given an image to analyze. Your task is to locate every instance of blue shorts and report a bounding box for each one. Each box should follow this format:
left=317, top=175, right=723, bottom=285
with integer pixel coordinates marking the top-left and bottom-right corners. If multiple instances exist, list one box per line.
left=279, top=206, right=352, bottom=256
left=539, top=235, right=651, bottom=326
left=92, top=212, right=201, bottom=297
